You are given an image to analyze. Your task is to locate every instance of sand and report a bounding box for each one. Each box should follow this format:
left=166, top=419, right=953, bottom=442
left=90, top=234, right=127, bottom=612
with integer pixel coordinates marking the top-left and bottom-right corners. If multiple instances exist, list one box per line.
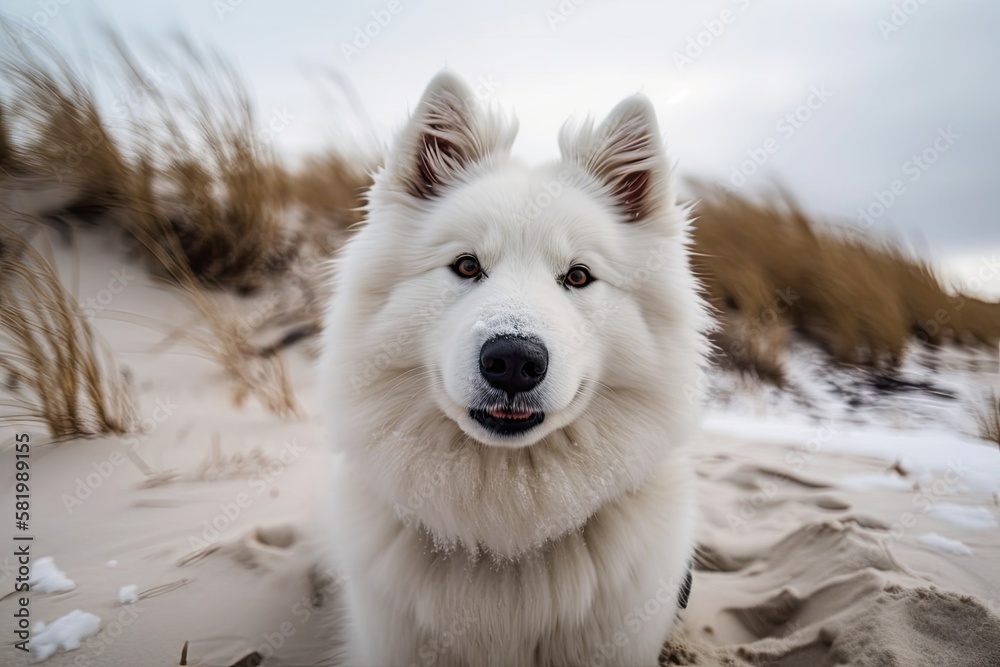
left=668, top=422, right=1000, bottom=667
left=2, top=227, right=1000, bottom=667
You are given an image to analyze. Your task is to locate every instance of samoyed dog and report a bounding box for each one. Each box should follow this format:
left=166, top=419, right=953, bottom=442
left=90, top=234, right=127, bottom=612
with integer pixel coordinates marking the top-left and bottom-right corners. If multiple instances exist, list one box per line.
left=321, top=71, right=709, bottom=666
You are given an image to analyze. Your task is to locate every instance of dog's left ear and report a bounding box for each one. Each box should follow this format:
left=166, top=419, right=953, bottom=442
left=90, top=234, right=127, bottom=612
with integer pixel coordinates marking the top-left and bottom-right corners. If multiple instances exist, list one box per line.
left=560, top=95, right=669, bottom=223
left=390, top=71, right=515, bottom=200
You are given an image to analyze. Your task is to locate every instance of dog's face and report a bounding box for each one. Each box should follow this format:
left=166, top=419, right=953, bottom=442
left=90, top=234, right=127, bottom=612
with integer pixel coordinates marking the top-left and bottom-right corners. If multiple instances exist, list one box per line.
left=427, top=170, right=635, bottom=449
left=323, top=72, right=708, bottom=557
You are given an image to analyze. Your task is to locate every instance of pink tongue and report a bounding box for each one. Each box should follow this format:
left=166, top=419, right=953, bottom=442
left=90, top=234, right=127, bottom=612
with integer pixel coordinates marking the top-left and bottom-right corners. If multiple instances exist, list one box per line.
left=490, top=408, right=532, bottom=420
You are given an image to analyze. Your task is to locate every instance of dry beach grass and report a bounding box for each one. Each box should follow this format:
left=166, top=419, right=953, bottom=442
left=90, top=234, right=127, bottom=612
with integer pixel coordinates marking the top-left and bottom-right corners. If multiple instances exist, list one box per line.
left=0, top=27, right=319, bottom=419
left=688, top=183, right=1000, bottom=383
left=0, top=221, right=136, bottom=439
left=977, top=392, right=1000, bottom=448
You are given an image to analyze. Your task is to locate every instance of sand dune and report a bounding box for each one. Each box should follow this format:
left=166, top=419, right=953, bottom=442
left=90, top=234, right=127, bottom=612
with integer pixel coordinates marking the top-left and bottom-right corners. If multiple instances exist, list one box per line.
left=667, top=423, right=1000, bottom=666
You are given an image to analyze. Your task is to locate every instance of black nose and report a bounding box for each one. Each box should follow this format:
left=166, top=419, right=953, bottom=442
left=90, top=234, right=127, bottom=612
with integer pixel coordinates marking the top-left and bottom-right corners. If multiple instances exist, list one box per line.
left=479, top=336, right=548, bottom=395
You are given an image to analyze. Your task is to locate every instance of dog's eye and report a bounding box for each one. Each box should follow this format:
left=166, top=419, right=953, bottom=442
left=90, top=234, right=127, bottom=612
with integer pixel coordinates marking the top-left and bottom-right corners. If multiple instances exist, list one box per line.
left=563, top=265, right=594, bottom=289
left=451, top=255, right=482, bottom=279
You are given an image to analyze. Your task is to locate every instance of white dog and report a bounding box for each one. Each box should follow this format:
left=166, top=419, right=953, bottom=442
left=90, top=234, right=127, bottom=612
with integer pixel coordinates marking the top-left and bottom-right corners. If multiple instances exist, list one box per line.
left=320, top=71, right=709, bottom=666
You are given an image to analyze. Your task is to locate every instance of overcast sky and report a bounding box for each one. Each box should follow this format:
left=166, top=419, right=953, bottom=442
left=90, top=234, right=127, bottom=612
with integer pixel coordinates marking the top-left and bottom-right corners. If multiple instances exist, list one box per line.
left=4, top=0, right=998, bottom=293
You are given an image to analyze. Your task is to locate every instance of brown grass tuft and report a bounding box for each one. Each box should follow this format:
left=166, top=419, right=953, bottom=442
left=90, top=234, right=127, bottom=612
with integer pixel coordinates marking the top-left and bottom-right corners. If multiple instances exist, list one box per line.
left=975, top=392, right=1000, bottom=448
left=0, top=26, right=295, bottom=292
left=0, top=222, right=137, bottom=439
left=689, top=183, right=1000, bottom=380
left=1, top=28, right=130, bottom=214
left=174, top=287, right=301, bottom=418
left=117, top=36, right=296, bottom=291
left=0, top=25, right=172, bottom=269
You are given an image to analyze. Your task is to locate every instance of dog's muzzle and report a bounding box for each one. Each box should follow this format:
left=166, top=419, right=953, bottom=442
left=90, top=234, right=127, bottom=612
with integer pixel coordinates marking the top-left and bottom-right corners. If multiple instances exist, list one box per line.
left=471, top=335, right=548, bottom=435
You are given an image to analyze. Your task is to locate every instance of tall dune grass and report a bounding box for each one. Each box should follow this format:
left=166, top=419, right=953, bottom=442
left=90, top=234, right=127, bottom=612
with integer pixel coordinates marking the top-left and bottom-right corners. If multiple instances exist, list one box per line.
left=0, top=26, right=303, bottom=416
left=0, top=31, right=128, bottom=210
left=288, top=151, right=373, bottom=255
left=1, top=27, right=296, bottom=291
left=688, top=183, right=1000, bottom=382
left=0, top=223, right=137, bottom=439
left=112, top=35, right=296, bottom=292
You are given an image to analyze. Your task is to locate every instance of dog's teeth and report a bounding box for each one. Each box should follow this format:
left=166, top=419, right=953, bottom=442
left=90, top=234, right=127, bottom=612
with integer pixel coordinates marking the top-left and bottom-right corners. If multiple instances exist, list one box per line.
left=489, top=408, right=532, bottom=420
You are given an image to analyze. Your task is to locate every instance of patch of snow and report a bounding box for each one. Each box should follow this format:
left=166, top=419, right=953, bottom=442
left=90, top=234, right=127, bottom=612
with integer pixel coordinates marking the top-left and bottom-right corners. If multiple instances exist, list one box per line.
left=117, top=584, right=139, bottom=605
left=926, top=503, right=998, bottom=530
left=29, top=557, right=75, bottom=594
left=706, top=334, right=1000, bottom=438
left=704, top=417, right=1000, bottom=493
left=918, top=532, right=973, bottom=556
left=31, top=610, right=101, bottom=661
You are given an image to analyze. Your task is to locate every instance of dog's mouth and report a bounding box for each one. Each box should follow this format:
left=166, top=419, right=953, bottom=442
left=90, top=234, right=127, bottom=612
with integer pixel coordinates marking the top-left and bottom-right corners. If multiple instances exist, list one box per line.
left=469, top=406, right=545, bottom=435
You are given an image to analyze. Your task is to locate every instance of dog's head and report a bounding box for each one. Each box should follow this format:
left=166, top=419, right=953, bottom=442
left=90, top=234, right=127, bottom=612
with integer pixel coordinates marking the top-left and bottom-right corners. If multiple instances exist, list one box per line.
left=323, top=72, right=709, bottom=557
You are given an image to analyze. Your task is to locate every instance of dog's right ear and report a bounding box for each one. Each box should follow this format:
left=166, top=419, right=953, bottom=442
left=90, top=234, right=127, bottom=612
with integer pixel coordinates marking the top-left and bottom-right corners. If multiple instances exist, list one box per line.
left=389, top=71, right=513, bottom=200
left=560, top=95, right=670, bottom=224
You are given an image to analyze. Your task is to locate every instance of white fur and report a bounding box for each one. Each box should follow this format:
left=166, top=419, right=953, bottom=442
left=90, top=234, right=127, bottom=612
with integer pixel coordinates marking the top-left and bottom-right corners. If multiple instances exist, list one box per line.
left=320, top=71, right=710, bottom=666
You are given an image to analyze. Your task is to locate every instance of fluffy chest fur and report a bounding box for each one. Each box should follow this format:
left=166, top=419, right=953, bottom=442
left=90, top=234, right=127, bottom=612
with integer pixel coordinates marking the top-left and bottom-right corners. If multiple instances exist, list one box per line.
left=328, top=453, right=696, bottom=666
